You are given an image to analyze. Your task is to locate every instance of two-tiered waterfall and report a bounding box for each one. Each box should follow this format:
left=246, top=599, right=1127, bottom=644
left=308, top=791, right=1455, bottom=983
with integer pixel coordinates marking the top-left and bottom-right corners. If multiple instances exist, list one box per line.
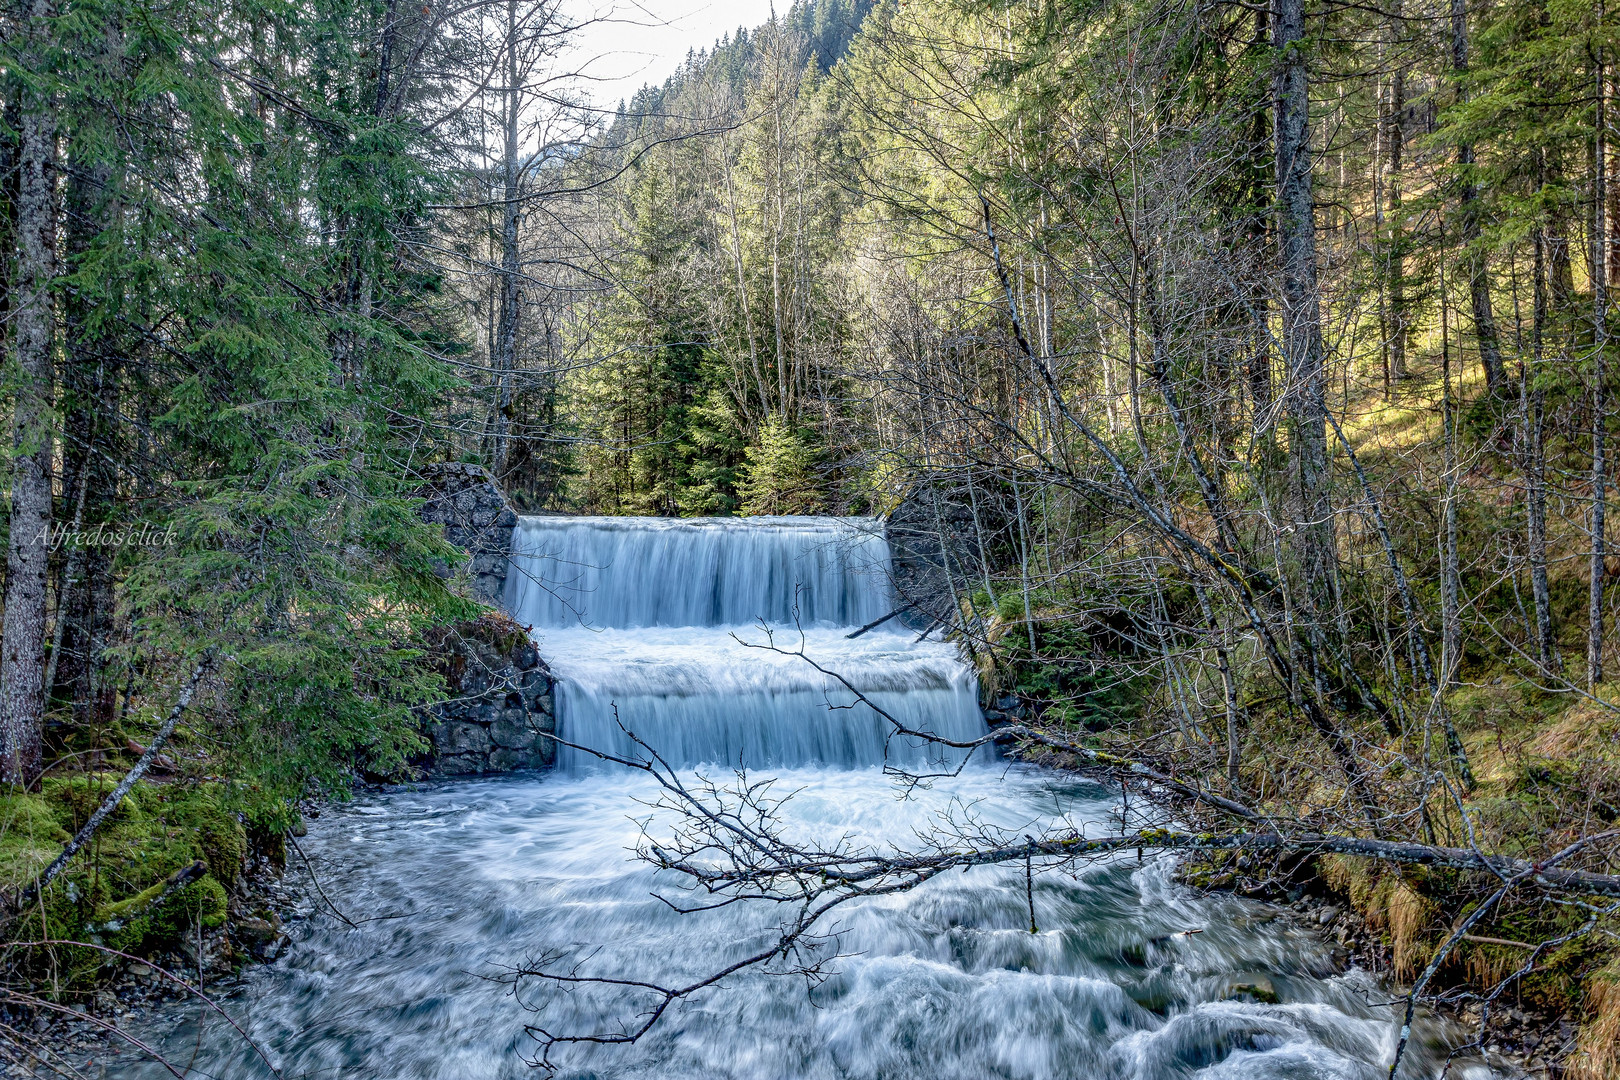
left=126, top=516, right=1507, bottom=1080
left=502, top=515, right=986, bottom=771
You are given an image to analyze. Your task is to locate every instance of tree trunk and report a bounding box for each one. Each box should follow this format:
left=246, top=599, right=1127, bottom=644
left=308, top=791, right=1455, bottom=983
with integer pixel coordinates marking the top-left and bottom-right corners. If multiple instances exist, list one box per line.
left=1, top=0, right=60, bottom=787
left=1382, top=10, right=1408, bottom=383
left=1451, top=0, right=1508, bottom=396
left=1442, top=259, right=1461, bottom=684
left=1529, top=217, right=1559, bottom=671
left=0, top=97, right=18, bottom=360
left=490, top=0, right=522, bottom=479
left=1272, top=0, right=1332, bottom=616
left=55, top=150, right=122, bottom=730
left=1247, top=7, right=1273, bottom=442
left=1593, top=29, right=1610, bottom=689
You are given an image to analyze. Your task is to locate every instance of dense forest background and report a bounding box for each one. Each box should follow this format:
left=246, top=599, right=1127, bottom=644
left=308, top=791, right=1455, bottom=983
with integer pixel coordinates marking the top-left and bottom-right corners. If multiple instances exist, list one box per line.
left=4, top=0, right=1620, bottom=1068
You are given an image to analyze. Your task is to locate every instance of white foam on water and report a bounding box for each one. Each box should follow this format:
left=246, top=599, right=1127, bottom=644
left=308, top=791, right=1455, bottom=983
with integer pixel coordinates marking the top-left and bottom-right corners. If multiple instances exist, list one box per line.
left=505, top=515, right=985, bottom=771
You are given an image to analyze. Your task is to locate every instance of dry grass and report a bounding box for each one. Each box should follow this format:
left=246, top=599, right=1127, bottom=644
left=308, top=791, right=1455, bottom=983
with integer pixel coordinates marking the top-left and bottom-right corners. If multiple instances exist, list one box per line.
left=1332, top=861, right=1439, bottom=982
left=1385, top=879, right=1438, bottom=980
left=1532, top=700, right=1620, bottom=759
left=1572, top=961, right=1620, bottom=1080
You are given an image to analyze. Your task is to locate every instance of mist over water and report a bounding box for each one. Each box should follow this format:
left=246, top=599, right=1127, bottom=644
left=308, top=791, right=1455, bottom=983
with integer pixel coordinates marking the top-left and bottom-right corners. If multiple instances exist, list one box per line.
left=129, top=516, right=1508, bottom=1078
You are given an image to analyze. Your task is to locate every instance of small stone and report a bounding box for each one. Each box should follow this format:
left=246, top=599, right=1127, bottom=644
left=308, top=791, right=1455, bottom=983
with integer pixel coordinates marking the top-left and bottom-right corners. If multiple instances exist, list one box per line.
left=234, top=916, right=281, bottom=951
left=1226, top=976, right=1280, bottom=1004
left=1317, top=906, right=1341, bottom=925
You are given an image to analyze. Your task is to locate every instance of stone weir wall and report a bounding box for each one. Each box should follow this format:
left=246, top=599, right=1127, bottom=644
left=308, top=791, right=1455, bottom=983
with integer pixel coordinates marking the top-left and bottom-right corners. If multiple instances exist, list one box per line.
left=414, top=465, right=555, bottom=776
left=417, top=461, right=517, bottom=605
left=420, top=611, right=556, bottom=775
left=413, top=475, right=989, bottom=776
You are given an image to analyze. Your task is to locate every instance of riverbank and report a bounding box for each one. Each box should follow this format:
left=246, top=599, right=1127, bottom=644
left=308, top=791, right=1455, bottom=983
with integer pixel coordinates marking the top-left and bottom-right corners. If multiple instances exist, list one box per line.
left=1, top=810, right=312, bottom=1078
left=1195, top=877, right=1570, bottom=1078
left=0, top=776, right=317, bottom=1077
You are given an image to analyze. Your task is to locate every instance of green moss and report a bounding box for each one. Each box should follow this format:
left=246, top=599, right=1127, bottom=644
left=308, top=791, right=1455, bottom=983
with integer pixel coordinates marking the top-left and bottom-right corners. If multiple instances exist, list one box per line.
left=0, top=792, right=72, bottom=888
left=198, top=817, right=247, bottom=885
left=41, top=774, right=141, bottom=833
left=95, top=868, right=228, bottom=954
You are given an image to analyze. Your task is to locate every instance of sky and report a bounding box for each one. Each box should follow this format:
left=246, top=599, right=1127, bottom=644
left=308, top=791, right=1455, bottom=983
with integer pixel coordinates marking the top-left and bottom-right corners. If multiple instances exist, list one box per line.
left=563, top=0, right=781, bottom=110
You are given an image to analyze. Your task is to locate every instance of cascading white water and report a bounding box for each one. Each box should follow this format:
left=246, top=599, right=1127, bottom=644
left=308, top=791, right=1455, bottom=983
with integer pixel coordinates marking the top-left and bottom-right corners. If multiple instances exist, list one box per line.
left=503, top=515, right=987, bottom=772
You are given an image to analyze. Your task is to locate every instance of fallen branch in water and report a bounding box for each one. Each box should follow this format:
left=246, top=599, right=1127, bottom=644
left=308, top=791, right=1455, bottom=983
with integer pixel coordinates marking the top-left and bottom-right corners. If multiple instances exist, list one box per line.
left=844, top=603, right=916, bottom=639
left=514, top=722, right=1620, bottom=1072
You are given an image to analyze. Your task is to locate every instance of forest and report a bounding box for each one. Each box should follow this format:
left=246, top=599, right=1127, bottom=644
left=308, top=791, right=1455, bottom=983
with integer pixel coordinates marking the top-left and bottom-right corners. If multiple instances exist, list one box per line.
left=1, top=0, right=1619, bottom=1070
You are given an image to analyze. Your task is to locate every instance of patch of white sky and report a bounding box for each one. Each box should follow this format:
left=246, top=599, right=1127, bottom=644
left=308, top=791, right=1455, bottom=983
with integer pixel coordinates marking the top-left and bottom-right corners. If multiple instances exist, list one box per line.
left=560, top=0, right=780, bottom=113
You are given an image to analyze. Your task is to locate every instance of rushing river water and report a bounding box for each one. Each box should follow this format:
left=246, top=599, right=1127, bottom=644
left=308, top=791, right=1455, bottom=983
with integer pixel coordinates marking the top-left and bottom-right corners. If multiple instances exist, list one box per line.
left=129, top=516, right=1506, bottom=1079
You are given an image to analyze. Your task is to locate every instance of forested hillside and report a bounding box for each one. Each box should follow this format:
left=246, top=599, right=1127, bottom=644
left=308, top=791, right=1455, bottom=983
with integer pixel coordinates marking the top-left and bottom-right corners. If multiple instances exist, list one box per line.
left=3, top=0, right=1620, bottom=1068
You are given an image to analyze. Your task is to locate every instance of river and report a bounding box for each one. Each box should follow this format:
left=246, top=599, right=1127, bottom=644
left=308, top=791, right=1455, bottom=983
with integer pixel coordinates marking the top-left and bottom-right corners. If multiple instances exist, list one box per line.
left=126, top=516, right=1504, bottom=1079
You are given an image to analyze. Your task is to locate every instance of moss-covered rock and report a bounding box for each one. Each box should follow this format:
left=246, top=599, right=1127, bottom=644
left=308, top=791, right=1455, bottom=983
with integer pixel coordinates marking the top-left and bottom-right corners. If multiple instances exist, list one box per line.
left=93, top=862, right=228, bottom=955
left=2, top=778, right=270, bottom=991
left=198, top=816, right=247, bottom=887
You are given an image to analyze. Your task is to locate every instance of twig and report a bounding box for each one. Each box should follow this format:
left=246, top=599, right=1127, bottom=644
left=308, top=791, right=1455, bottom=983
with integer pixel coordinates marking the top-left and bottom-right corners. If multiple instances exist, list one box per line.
left=844, top=603, right=916, bottom=639
left=287, top=833, right=358, bottom=929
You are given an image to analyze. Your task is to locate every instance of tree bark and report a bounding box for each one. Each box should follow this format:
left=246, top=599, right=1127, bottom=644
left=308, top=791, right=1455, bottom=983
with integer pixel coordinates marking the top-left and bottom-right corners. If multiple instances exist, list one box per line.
left=1593, top=29, right=1610, bottom=689
left=1272, top=0, right=1333, bottom=619
left=1247, top=8, right=1273, bottom=441
left=490, top=0, right=522, bottom=480
left=1529, top=214, right=1559, bottom=671
left=1381, top=7, right=1407, bottom=383
left=1451, top=0, right=1508, bottom=396
left=1, top=0, right=60, bottom=787
left=55, top=140, right=122, bottom=730
left=1442, top=259, right=1461, bottom=686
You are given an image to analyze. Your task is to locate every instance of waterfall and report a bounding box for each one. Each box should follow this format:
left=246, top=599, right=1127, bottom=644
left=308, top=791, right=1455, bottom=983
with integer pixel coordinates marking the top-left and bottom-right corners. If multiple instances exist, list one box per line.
left=502, top=515, right=987, bottom=772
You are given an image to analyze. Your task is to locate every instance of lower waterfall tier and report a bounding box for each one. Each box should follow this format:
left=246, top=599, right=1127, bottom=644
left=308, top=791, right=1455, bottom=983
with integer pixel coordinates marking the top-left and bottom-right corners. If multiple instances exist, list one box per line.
left=538, top=626, right=987, bottom=772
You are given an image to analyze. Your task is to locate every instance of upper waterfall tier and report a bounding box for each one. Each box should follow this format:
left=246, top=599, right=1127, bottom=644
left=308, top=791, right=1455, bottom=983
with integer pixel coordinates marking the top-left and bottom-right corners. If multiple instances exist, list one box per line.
left=503, top=515, right=893, bottom=630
